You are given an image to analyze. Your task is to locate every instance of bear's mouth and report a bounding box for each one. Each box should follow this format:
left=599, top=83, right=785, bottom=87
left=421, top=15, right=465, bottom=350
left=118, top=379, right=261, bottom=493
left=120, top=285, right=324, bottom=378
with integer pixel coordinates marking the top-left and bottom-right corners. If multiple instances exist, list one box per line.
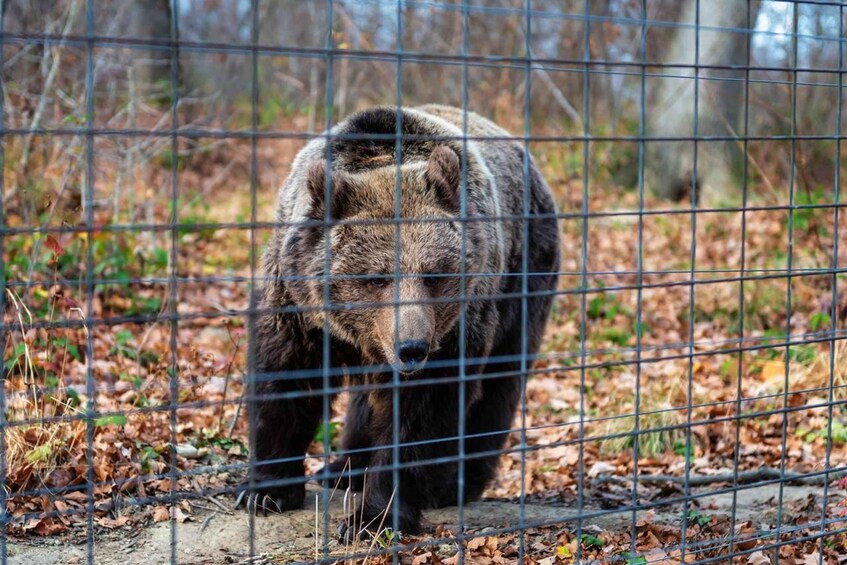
left=396, top=358, right=428, bottom=375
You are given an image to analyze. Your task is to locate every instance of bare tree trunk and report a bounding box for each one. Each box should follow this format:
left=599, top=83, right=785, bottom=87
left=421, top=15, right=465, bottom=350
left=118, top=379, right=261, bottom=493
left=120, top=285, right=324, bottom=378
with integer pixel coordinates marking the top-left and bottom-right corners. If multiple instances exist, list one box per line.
left=126, top=0, right=177, bottom=101
left=647, top=1, right=762, bottom=202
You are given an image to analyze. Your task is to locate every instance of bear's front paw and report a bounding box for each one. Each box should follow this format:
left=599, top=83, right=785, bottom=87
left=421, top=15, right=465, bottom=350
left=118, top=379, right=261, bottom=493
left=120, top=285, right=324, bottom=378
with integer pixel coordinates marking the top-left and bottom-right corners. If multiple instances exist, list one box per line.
left=233, top=481, right=305, bottom=516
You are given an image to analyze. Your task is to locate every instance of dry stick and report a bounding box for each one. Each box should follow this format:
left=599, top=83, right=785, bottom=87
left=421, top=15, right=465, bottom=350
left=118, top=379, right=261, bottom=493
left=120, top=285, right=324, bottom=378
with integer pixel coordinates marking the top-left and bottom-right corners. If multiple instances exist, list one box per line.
left=114, top=66, right=138, bottom=222
left=323, top=458, right=355, bottom=558
left=315, top=493, right=319, bottom=563
left=218, top=325, right=243, bottom=433
left=200, top=511, right=217, bottom=532
left=364, top=487, right=397, bottom=564
left=712, top=77, right=829, bottom=266
left=6, top=289, right=38, bottom=418
left=227, top=377, right=246, bottom=440
left=18, top=0, right=82, bottom=180
left=23, top=149, right=79, bottom=288
left=792, top=141, right=829, bottom=269
left=202, top=493, right=233, bottom=515
left=530, top=55, right=582, bottom=129
left=227, top=399, right=243, bottom=441
left=590, top=467, right=841, bottom=488
left=352, top=469, right=370, bottom=560
left=509, top=22, right=581, bottom=129
left=333, top=5, right=397, bottom=89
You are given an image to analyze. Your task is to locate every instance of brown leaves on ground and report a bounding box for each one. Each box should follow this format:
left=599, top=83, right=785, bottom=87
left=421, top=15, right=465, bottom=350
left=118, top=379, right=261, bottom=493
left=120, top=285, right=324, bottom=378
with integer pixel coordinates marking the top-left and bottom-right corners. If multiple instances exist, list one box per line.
left=3, top=132, right=846, bottom=564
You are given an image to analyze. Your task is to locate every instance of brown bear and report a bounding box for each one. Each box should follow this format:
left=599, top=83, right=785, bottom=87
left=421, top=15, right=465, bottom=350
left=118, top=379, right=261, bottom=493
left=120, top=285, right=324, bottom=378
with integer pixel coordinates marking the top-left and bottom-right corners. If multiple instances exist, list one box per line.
left=237, top=105, right=560, bottom=538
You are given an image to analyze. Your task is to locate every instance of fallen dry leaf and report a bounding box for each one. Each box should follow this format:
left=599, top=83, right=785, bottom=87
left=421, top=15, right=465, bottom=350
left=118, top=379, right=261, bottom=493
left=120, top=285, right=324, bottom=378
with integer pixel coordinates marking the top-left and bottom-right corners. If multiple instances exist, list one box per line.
left=95, top=516, right=129, bottom=529
left=152, top=506, right=169, bottom=523
left=801, top=552, right=821, bottom=565
left=411, top=552, right=432, bottom=565
left=748, top=550, right=771, bottom=565
left=170, top=506, right=190, bottom=523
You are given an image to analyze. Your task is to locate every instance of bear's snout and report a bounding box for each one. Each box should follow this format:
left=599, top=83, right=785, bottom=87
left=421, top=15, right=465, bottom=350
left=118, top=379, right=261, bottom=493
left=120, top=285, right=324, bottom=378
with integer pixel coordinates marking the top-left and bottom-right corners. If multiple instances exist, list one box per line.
left=393, top=302, right=434, bottom=373
left=376, top=297, right=435, bottom=374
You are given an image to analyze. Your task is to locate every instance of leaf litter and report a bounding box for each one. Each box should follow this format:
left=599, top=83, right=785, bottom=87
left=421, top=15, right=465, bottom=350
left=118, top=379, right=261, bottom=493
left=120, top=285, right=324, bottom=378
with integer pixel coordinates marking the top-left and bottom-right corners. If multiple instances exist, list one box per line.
left=3, top=134, right=846, bottom=563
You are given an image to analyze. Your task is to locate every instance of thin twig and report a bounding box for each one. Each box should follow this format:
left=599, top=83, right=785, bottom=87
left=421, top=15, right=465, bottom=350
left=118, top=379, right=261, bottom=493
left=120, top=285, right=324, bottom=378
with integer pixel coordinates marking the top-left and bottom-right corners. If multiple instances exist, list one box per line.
left=204, top=495, right=233, bottom=514
left=19, top=0, right=82, bottom=176
left=590, top=467, right=842, bottom=488
left=200, top=511, right=217, bottom=532
left=218, top=325, right=243, bottom=433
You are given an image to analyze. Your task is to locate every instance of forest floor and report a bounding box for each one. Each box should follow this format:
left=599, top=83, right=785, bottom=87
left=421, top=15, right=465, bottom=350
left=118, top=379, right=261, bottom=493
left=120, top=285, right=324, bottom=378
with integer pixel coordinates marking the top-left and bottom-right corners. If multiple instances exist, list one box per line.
left=3, top=126, right=847, bottom=564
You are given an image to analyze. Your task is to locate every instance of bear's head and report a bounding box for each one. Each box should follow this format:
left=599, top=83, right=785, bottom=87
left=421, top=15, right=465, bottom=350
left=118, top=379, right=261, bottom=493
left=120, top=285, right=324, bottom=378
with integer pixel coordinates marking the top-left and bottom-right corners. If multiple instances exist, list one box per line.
left=283, top=145, right=490, bottom=374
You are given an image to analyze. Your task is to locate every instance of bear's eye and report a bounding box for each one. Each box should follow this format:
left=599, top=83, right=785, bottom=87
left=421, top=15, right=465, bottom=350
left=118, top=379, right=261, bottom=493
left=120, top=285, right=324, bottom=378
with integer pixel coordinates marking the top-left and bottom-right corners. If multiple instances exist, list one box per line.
left=364, top=274, right=391, bottom=289
left=422, top=275, right=440, bottom=289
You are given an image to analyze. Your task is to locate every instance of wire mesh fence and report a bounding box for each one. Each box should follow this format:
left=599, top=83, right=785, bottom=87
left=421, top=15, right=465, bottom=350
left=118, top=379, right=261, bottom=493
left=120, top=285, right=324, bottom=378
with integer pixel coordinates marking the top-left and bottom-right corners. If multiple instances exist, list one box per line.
left=1, top=0, right=846, bottom=563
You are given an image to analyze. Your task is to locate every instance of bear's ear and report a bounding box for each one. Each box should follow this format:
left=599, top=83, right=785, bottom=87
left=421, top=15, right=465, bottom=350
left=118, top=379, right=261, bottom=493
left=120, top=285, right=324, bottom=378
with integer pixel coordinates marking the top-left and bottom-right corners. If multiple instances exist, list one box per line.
left=306, top=159, right=350, bottom=219
left=425, top=145, right=461, bottom=211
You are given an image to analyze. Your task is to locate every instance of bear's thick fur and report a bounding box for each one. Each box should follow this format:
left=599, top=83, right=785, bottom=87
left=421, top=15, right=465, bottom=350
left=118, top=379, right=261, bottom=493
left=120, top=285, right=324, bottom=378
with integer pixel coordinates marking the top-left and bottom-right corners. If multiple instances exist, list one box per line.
left=241, top=105, right=560, bottom=536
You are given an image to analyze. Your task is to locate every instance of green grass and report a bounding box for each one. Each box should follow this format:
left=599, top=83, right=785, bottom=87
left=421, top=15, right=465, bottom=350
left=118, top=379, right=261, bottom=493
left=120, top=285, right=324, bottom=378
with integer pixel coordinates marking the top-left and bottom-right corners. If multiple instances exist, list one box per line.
left=601, top=404, right=686, bottom=457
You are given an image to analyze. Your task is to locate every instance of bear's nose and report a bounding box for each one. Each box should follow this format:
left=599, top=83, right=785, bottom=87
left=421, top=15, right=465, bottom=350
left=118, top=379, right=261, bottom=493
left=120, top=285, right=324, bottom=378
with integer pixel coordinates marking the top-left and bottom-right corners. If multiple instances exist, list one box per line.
left=398, top=340, right=429, bottom=366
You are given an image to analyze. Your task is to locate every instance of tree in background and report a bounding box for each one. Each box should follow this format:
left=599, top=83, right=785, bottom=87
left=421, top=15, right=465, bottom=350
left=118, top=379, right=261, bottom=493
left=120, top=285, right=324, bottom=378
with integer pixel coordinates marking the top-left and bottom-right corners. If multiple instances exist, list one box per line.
left=4, top=0, right=842, bottom=206
left=125, top=0, right=178, bottom=101
left=645, top=1, right=762, bottom=202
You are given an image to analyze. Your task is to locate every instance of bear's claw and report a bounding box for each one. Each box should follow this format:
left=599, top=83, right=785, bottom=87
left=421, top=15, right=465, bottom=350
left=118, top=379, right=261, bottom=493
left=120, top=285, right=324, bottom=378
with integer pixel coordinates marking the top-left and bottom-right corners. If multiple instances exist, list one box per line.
left=233, top=482, right=304, bottom=515
left=335, top=519, right=378, bottom=544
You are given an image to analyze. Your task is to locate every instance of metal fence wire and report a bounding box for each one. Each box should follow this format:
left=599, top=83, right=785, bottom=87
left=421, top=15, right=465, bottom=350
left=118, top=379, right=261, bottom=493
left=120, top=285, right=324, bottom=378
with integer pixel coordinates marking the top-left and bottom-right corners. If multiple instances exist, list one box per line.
left=1, top=0, right=846, bottom=563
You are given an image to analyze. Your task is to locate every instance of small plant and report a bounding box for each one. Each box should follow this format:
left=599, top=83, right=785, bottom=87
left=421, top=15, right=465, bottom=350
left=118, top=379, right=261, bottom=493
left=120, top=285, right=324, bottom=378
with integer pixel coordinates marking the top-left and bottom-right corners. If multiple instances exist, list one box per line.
left=686, top=509, right=711, bottom=527
left=796, top=420, right=847, bottom=445
left=788, top=345, right=816, bottom=365
left=810, top=312, right=832, bottom=333
left=587, top=286, right=624, bottom=321
left=601, top=327, right=632, bottom=347
left=94, top=414, right=128, bottom=428
left=673, top=438, right=693, bottom=464
left=197, top=428, right=247, bottom=456
left=137, top=443, right=161, bottom=473
left=314, top=421, right=340, bottom=448
left=790, top=186, right=828, bottom=235
left=373, top=528, right=398, bottom=549
left=580, top=534, right=604, bottom=549
left=172, top=196, right=218, bottom=241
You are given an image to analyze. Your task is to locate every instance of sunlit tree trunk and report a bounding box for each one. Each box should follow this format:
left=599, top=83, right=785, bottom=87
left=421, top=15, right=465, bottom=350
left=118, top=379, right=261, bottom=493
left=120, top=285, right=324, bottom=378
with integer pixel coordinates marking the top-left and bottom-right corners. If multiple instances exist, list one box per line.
left=647, top=1, right=762, bottom=202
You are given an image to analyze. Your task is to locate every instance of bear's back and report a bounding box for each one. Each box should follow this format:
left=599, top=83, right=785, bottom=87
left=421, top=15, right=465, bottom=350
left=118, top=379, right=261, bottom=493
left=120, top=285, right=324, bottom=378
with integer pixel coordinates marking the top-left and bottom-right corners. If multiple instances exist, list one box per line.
left=279, top=106, right=501, bottom=222
left=414, top=104, right=513, bottom=141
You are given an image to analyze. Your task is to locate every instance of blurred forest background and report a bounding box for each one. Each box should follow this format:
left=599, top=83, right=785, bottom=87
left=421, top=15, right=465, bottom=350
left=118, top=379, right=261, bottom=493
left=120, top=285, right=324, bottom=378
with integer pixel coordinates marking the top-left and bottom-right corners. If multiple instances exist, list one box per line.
left=4, top=0, right=846, bottom=210
left=2, top=1, right=847, bottom=561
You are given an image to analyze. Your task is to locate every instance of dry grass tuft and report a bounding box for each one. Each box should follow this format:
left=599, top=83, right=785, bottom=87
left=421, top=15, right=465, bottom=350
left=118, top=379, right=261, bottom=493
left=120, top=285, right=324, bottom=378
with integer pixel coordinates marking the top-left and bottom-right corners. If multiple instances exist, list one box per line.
left=598, top=375, right=689, bottom=457
left=4, top=288, right=87, bottom=492
left=792, top=339, right=847, bottom=400
left=600, top=402, right=687, bottom=457
left=6, top=421, right=86, bottom=492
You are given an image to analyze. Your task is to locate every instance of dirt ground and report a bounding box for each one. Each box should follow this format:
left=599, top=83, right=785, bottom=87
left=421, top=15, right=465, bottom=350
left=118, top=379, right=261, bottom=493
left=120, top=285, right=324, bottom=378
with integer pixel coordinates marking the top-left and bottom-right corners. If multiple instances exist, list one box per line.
left=6, top=483, right=824, bottom=564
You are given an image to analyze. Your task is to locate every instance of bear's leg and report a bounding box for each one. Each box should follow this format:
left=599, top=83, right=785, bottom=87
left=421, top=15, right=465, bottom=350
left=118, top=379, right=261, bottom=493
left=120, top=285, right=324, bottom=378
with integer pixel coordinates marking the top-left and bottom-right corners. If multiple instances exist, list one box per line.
left=337, top=383, right=460, bottom=539
left=461, top=364, right=522, bottom=503
left=420, top=356, right=522, bottom=509
left=459, top=321, right=556, bottom=503
left=242, top=376, right=327, bottom=514
left=320, top=392, right=372, bottom=491
left=238, top=311, right=339, bottom=515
